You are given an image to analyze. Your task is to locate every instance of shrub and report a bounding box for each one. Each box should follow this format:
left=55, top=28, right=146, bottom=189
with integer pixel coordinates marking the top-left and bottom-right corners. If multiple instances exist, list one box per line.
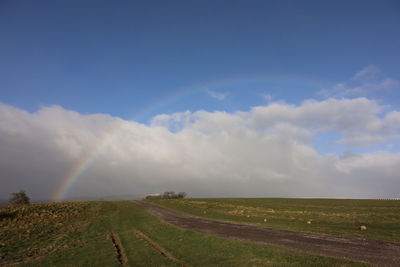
left=177, top=192, right=187, bottom=198
left=9, top=190, right=30, bottom=205
left=144, top=191, right=187, bottom=200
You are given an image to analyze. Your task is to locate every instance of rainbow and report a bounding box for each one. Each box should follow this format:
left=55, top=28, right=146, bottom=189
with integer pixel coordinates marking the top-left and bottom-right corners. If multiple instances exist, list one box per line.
left=52, top=74, right=327, bottom=201
left=51, top=121, right=124, bottom=201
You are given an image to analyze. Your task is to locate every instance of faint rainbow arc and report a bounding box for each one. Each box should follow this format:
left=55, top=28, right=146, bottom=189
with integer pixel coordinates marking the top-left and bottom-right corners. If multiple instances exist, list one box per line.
left=51, top=86, right=194, bottom=201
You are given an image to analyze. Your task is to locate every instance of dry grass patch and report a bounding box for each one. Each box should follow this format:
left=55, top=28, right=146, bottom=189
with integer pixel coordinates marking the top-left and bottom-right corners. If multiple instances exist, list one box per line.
left=0, top=202, right=92, bottom=265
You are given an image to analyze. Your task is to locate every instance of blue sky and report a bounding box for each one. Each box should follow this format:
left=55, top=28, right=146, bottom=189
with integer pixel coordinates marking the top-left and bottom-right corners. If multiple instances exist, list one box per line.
left=1, top=0, right=399, bottom=121
left=1, top=1, right=400, bottom=199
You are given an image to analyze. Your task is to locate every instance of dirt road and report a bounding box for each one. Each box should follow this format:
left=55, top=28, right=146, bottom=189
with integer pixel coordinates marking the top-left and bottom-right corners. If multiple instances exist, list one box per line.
left=133, top=201, right=400, bottom=267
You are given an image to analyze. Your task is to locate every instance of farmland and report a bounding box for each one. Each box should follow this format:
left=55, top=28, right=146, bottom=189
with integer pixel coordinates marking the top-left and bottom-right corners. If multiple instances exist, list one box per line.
left=149, top=198, right=400, bottom=242
left=0, top=200, right=368, bottom=266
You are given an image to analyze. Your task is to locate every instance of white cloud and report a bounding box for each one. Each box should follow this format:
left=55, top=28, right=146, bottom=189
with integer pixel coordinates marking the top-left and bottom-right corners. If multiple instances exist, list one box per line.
left=207, top=90, right=229, bottom=100
left=318, top=64, right=400, bottom=98
left=1, top=98, right=400, bottom=200
left=159, top=97, right=398, bottom=146
left=249, top=98, right=385, bottom=135
left=352, top=64, right=380, bottom=81
left=259, top=93, right=272, bottom=102
left=338, top=134, right=400, bottom=147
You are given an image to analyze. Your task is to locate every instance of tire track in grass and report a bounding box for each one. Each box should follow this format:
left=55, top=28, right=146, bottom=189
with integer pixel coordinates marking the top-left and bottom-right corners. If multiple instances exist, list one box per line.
left=110, top=233, right=127, bottom=266
left=133, top=229, right=190, bottom=267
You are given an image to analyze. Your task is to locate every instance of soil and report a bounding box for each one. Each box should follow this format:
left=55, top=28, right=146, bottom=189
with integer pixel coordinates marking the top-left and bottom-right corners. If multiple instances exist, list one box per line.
left=110, top=233, right=125, bottom=266
left=133, top=201, right=400, bottom=267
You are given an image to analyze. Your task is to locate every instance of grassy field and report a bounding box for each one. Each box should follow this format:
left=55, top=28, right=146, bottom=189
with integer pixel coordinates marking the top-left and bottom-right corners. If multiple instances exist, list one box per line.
left=0, top=201, right=368, bottom=266
left=149, top=198, right=400, bottom=242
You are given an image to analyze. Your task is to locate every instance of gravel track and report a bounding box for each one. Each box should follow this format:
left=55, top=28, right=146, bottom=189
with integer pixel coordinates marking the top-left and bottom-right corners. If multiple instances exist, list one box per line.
left=133, top=201, right=400, bottom=267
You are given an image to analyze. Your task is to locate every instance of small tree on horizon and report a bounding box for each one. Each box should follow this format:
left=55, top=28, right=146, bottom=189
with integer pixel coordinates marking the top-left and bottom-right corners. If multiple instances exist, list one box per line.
left=9, top=190, right=30, bottom=205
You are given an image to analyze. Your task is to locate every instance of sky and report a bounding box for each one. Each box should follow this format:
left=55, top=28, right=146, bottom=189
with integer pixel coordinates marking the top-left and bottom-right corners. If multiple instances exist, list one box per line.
left=1, top=0, right=400, bottom=201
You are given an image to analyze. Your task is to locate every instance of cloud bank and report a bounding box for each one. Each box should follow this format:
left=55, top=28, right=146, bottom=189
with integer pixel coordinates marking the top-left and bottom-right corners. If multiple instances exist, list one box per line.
left=1, top=97, right=400, bottom=201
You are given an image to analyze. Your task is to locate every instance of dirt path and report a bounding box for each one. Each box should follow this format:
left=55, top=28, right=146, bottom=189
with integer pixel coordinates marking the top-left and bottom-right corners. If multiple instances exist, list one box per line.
left=133, top=201, right=400, bottom=267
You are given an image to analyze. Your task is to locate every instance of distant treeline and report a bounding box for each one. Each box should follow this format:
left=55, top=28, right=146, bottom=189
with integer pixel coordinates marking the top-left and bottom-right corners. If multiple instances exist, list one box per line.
left=145, top=191, right=186, bottom=200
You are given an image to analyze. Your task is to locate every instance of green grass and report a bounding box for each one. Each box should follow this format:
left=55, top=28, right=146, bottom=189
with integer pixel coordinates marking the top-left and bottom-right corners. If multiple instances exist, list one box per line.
left=0, top=201, right=116, bottom=266
left=149, top=198, right=400, bottom=242
left=1, top=201, right=369, bottom=266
